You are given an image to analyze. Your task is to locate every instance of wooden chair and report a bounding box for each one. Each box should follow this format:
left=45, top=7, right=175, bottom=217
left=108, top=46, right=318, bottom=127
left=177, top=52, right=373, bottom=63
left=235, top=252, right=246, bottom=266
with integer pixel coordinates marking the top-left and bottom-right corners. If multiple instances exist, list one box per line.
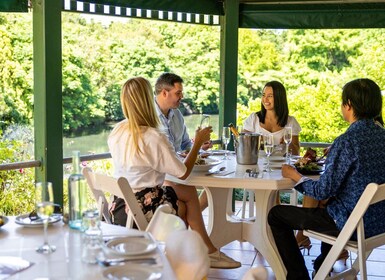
left=304, top=182, right=385, bottom=280
left=82, top=167, right=148, bottom=230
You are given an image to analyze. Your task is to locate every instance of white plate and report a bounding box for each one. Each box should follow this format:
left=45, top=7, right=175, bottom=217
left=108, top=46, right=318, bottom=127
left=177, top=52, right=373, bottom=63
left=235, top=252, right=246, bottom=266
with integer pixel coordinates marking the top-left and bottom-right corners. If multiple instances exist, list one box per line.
left=269, top=156, right=286, bottom=162
left=269, top=163, right=283, bottom=169
left=105, top=237, right=157, bottom=256
left=15, top=214, right=62, bottom=227
left=209, top=150, right=229, bottom=156
left=193, top=158, right=222, bottom=172
left=103, top=264, right=162, bottom=280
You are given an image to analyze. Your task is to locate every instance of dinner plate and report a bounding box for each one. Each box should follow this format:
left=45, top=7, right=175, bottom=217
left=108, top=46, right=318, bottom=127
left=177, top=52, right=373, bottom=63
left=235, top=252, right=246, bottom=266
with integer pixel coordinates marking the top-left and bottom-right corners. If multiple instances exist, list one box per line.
left=209, top=150, right=229, bottom=156
left=15, top=214, right=62, bottom=227
left=269, top=156, right=286, bottom=162
left=105, top=237, right=157, bottom=256
left=269, top=163, right=283, bottom=169
left=295, top=166, right=324, bottom=175
left=193, top=158, right=222, bottom=172
left=177, top=150, right=210, bottom=158
left=103, top=264, right=162, bottom=280
left=0, top=216, right=9, bottom=228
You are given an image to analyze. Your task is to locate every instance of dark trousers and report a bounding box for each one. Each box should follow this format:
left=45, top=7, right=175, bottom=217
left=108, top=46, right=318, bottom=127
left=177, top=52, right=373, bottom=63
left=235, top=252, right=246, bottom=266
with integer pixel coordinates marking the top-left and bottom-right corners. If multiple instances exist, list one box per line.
left=268, top=205, right=340, bottom=280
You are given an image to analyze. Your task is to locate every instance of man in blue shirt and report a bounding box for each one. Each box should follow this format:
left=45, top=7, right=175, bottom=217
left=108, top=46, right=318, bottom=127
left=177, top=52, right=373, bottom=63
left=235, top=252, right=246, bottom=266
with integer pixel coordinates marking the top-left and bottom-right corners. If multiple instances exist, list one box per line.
left=154, top=73, right=192, bottom=152
left=268, top=78, right=385, bottom=279
left=154, top=72, right=241, bottom=269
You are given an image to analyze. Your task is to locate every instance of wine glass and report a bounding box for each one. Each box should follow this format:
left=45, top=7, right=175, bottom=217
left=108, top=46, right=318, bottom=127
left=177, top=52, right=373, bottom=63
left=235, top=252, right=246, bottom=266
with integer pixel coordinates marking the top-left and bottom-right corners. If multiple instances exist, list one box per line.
left=283, top=127, right=292, bottom=164
left=35, top=182, right=56, bottom=254
left=263, top=134, right=274, bottom=172
left=200, top=114, right=210, bottom=128
left=222, top=127, right=231, bottom=160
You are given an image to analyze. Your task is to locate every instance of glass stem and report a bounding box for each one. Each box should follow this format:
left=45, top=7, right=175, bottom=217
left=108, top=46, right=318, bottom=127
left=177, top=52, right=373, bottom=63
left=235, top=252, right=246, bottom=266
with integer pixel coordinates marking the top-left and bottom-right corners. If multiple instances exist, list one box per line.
left=224, top=144, right=228, bottom=159
left=285, top=144, right=289, bottom=164
left=43, top=219, right=49, bottom=245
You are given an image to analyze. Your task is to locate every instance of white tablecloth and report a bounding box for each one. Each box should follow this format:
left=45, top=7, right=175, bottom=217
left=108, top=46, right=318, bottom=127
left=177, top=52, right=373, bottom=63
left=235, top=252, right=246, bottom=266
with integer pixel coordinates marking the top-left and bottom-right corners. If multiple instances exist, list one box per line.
left=0, top=217, right=176, bottom=279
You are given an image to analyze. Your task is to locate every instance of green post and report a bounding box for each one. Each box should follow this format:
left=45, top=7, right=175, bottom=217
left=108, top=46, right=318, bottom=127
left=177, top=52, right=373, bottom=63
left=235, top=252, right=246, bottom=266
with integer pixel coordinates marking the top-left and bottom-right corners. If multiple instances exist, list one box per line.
left=220, top=0, right=239, bottom=211
left=33, top=0, right=63, bottom=205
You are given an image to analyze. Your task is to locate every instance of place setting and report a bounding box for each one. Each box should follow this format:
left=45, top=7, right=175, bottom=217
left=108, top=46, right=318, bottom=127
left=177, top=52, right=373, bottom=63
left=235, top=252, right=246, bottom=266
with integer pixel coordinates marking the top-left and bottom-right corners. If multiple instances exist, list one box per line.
left=98, top=231, right=163, bottom=280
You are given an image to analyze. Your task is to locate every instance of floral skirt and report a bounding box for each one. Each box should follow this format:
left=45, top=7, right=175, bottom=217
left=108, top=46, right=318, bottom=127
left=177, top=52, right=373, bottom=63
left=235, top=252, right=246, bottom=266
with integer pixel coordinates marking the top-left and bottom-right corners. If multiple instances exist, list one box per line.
left=135, top=186, right=178, bottom=222
left=110, top=186, right=178, bottom=226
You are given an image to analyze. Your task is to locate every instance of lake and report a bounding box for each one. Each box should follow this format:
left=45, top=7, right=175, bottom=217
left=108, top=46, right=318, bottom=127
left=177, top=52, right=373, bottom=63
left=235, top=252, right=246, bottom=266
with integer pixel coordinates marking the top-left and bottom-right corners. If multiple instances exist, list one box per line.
left=63, top=114, right=219, bottom=157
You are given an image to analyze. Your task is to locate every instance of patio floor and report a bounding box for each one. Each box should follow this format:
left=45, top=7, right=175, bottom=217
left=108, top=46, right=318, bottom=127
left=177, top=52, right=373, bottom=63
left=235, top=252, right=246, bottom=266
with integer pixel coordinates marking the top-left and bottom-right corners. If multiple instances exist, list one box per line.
left=203, top=200, right=385, bottom=280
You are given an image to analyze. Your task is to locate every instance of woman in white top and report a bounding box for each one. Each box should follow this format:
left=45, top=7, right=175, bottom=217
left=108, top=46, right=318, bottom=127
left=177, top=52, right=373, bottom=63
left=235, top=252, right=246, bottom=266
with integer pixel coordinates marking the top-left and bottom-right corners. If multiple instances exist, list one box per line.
left=243, top=80, right=301, bottom=155
left=108, top=77, right=241, bottom=269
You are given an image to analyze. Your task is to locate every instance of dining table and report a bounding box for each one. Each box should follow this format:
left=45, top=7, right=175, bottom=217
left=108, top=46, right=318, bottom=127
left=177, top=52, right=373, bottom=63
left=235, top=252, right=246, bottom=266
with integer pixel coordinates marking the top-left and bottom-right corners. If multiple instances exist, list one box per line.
left=0, top=216, right=176, bottom=279
left=166, top=152, right=297, bottom=279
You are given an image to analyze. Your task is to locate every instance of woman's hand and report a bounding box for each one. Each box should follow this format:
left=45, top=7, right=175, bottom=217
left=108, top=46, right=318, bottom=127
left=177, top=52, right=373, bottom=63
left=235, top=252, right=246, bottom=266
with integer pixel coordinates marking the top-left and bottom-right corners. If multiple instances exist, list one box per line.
left=194, top=126, right=212, bottom=146
left=282, top=164, right=302, bottom=182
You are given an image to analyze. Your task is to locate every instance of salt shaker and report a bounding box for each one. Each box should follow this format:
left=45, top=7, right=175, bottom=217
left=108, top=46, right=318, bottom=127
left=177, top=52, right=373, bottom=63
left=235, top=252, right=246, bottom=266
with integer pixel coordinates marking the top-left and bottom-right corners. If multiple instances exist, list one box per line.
left=81, top=210, right=103, bottom=264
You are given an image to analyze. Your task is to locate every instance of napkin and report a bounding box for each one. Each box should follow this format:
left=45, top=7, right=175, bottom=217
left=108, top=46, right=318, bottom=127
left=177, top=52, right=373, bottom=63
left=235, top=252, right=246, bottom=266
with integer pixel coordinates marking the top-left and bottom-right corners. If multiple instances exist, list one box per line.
left=165, top=230, right=209, bottom=280
left=0, top=257, right=34, bottom=280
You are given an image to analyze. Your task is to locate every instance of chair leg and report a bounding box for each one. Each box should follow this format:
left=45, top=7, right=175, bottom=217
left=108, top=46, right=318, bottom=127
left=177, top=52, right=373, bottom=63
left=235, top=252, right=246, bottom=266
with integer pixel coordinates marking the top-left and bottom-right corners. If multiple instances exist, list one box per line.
left=241, top=188, right=247, bottom=219
left=248, top=190, right=254, bottom=218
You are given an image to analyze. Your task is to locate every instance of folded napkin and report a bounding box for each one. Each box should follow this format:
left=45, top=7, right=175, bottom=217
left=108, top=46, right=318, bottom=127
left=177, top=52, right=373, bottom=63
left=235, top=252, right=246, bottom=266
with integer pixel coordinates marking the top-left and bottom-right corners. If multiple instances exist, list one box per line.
left=0, top=257, right=34, bottom=280
left=165, top=230, right=209, bottom=280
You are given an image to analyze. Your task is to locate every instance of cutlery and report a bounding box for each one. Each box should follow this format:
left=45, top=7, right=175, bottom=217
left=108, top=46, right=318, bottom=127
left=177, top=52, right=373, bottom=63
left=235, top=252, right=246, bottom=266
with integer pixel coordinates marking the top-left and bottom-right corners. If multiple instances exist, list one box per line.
left=205, top=166, right=226, bottom=176
left=98, top=256, right=157, bottom=267
left=215, top=171, right=235, bottom=176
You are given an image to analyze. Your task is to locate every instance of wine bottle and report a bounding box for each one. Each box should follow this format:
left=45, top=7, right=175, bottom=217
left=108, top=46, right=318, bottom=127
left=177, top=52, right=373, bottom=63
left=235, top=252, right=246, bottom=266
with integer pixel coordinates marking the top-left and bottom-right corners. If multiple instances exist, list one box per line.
left=228, top=123, right=239, bottom=137
left=68, top=151, right=87, bottom=230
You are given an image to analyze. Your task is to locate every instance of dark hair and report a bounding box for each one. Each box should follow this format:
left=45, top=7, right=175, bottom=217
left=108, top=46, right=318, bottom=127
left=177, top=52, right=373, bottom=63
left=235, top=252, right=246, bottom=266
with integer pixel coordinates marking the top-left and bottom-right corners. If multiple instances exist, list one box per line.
left=375, top=114, right=384, bottom=126
left=342, top=78, right=382, bottom=121
left=155, top=73, right=184, bottom=95
left=257, top=81, right=289, bottom=127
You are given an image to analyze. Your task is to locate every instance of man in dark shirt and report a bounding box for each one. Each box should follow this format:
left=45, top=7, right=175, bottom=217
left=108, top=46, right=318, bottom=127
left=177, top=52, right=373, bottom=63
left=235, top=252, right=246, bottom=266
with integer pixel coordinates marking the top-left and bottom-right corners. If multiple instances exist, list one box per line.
left=268, top=78, right=385, bottom=279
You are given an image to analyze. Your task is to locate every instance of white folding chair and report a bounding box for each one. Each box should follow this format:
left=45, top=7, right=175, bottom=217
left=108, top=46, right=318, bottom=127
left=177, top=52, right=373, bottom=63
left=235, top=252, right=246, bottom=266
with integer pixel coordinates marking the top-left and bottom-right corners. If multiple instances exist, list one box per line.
left=145, top=204, right=186, bottom=242
left=304, top=182, right=385, bottom=280
left=82, top=167, right=148, bottom=230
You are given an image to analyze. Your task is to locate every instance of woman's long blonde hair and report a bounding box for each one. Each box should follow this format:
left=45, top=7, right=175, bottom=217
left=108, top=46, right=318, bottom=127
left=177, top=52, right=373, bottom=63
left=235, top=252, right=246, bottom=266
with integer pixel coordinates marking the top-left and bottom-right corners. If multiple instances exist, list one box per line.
left=120, top=77, right=159, bottom=155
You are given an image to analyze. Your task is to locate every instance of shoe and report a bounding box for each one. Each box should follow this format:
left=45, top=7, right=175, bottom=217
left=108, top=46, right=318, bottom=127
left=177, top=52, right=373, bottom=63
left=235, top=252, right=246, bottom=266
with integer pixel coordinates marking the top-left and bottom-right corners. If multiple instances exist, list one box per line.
left=297, top=236, right=312, bottom=255
left=208, top=250, right=241, bottom=269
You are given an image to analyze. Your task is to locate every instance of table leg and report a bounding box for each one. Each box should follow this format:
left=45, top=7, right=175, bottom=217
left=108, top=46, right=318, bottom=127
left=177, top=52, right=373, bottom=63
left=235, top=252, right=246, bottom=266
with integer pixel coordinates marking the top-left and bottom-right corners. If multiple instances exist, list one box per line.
left=242, top=189, right=287, bottom=279
left=205, top=187, right=242, bottom=248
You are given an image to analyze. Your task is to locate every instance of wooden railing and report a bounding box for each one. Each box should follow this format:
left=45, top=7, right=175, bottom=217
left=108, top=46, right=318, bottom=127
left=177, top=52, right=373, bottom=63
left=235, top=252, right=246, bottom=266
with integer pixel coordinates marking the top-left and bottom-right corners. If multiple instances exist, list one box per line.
left=0, top=142, right=331, bottom=172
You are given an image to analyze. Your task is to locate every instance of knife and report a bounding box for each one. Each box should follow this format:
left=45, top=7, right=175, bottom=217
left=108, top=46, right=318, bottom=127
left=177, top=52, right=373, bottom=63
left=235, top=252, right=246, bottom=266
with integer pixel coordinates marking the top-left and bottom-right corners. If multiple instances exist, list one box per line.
left=214, top=171, right=235, bottom=176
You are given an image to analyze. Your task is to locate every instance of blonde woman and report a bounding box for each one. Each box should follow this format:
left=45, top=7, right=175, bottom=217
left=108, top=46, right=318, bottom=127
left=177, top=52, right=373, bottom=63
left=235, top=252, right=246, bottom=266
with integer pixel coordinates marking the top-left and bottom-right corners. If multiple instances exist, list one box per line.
left=108, top=77, right=240, bottom=269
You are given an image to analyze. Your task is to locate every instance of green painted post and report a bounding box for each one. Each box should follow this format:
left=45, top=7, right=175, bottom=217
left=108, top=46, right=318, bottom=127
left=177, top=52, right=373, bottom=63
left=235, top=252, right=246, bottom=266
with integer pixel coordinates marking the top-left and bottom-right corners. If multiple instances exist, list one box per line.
left=219, top=0, right=239, bottom=212
left=33, top=0, right=63, bottom=205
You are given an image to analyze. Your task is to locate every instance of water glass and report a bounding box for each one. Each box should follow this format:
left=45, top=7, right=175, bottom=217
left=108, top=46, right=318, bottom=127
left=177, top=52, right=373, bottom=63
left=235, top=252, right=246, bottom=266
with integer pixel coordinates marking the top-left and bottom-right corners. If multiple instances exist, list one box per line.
left=35, top=182, right=56, bottom=254
left=263, top=134, right=274, bottom=172
left=81, top=210, right=103, bottom=264
left=200, top=114, right=210, bottom=128
left=283, top=127, right=292, bottom=164
left=222, top=127, right=231, bottom=160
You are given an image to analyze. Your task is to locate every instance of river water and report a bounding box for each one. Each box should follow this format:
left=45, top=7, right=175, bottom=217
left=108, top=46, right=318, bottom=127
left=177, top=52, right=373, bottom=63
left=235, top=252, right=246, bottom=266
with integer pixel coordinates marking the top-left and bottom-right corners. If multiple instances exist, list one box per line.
left=63, top=114, right=219, bottom=157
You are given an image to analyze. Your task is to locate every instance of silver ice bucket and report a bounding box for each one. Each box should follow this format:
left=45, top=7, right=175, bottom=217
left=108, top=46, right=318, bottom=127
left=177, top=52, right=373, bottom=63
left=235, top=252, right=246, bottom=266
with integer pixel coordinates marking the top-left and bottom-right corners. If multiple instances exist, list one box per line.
left=234, top=133, right=261, bottom=165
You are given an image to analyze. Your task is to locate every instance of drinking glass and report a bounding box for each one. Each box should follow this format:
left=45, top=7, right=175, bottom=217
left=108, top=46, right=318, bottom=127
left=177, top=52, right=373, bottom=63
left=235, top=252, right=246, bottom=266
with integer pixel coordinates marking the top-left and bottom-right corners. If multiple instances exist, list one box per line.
left=35, top=182, right=56, bottom=254
left=283, top=127, right=292, bottom=164
left=222, top=127, right=231, bottom=160
left=263, top=134, right=274, bottom=172
left=200, top=114, right=210, bottom=128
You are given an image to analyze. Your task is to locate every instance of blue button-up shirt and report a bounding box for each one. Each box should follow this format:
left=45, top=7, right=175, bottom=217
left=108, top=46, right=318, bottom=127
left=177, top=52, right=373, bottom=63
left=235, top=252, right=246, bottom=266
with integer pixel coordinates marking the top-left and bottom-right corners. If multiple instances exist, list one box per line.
left=155, top=101, right=192, bottom=152
left=295, top=119, right=385, bottom=238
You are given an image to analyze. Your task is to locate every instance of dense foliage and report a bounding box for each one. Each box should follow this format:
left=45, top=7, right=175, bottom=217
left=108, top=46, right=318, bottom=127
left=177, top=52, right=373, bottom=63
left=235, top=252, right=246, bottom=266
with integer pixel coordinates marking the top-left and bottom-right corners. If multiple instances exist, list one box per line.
left=1, top=13, right=384, bottom=143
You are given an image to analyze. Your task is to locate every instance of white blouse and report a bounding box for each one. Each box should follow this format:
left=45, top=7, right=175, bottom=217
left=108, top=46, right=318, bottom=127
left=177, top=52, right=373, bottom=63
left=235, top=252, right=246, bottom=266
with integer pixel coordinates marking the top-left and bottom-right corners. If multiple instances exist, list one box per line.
left=243, top=113, right=301, bottom=146
left=108, top=120, right=187, bottom=189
